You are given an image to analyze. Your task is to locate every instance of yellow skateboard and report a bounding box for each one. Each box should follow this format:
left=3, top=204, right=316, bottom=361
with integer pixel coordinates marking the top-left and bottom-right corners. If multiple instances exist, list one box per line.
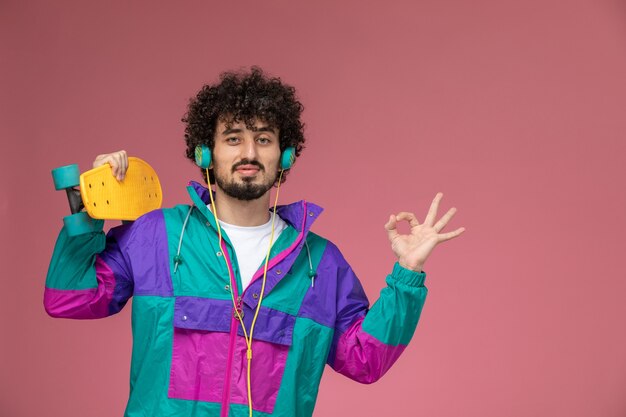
left=52, top=157, right=162, bottom=236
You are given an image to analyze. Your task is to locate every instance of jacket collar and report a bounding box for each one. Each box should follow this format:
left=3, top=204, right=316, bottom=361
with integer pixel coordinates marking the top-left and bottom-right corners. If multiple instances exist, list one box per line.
left=186, top=180, right=324, bottom=233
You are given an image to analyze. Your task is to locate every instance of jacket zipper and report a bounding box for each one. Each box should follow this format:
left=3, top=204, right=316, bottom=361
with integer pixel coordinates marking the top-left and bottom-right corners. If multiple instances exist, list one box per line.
left=220, top=240, right=239, bottom=417
left=218, top=201, right=309, bottom=416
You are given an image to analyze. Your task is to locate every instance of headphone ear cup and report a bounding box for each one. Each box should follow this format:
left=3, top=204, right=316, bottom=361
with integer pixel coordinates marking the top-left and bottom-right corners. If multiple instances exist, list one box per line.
left=280, top=147, right=296, bottom=170
left=195, top=145, right=212, bottom=169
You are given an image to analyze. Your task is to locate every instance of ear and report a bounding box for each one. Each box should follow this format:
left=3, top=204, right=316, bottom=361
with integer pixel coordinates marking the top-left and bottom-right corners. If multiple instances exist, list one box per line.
left=280, top=147, right=296, bottom=170
left=195, top=145, right=212, bottom=169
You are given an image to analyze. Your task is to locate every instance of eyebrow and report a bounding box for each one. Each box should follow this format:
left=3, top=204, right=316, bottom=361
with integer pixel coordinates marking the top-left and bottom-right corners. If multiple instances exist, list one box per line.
left=222, top=126, right=276, bottom=135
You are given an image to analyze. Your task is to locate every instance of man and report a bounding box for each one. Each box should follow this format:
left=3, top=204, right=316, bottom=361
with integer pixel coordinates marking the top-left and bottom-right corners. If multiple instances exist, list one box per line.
left=45, top=67, right=464, bottom=417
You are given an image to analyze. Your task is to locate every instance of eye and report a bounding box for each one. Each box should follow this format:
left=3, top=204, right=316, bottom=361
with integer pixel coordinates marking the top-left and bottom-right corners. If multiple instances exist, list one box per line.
left=257, top=137, right=271, bottom=145
left=226, top=137, right=240, bottom=144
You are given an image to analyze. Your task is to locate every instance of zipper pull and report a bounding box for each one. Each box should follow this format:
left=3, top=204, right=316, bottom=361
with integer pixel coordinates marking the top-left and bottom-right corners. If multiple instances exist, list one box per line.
left=233, top=297, right=245, bottom=319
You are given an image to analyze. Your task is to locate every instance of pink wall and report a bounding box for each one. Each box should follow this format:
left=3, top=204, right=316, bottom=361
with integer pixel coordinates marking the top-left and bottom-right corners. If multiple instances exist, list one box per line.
left=2, top=0, right=626, bottom=416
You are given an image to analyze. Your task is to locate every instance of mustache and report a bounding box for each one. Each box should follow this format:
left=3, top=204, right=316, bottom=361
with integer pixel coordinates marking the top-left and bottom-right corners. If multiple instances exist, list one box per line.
left=232, top=159, right=265, bottom=172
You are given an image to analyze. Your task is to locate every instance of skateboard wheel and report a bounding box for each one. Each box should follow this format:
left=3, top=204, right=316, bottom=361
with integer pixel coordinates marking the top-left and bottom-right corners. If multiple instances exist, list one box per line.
left=63, top=212, right=102, bottom=236
left=52, top=164, right=80, bottom=190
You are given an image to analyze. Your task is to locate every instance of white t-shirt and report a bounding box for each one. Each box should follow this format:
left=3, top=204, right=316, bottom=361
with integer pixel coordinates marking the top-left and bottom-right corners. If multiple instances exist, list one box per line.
left=217, top=213, right=288, bottom=290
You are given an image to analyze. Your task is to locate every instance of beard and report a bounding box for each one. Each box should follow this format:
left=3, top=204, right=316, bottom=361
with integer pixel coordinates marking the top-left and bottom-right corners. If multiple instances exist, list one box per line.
left=214, top=159, right=278, bottom=201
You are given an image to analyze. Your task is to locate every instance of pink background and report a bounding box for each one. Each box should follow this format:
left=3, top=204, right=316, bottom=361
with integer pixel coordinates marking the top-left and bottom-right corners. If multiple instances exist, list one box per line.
left=2, top=0, right=626, bottom=416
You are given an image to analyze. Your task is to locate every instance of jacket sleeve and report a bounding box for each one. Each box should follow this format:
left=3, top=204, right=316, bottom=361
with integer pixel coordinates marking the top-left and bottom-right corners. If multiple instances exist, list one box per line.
left=43, top=220, right=135, bottom=319
left=326, top=243, right=428, bottom=384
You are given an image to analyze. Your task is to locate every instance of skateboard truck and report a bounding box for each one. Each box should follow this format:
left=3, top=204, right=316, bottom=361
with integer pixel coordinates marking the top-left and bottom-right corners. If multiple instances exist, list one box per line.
left=52, top=157, right=162, bottom=236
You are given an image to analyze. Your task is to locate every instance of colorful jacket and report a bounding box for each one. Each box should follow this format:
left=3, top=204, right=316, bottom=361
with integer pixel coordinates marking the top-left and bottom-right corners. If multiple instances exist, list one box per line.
left=44, top=181, right=428, bottom=417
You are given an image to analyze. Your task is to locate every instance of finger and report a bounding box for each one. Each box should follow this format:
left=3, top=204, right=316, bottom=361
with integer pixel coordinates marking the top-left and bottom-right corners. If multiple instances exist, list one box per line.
left=438, top=227, right=466, bottom=242
left=433, top=207, right=457, bottom=232
left=384, top=214, right=399, bottom=241
left=395, top=211, right=420, bottom=228
left=423, top=192, right=443, bottom=226
left=115, top=153, right=126, bottom=181
left=93, top=154, right=107, bottom=168
left=97, top=155, right=120, bottom=179
left=97, top=155, right=116, bottom=172
left=120, top=150, right=128, bottom=180
left=93, top=152, right=118, bottom=168
left=114, top=151, right=129, bottom=181
left=112, top=154, right=123, bottom=179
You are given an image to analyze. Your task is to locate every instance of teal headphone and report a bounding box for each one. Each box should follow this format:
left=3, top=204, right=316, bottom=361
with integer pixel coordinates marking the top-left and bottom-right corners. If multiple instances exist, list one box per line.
left=195, top=145, right=296, bottom=170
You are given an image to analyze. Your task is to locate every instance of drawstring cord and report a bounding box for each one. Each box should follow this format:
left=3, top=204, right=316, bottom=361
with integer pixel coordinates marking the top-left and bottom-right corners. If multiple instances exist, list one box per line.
left=173, top=205, right=194, bottom=273
left=305, top=239, right=315, bottom=287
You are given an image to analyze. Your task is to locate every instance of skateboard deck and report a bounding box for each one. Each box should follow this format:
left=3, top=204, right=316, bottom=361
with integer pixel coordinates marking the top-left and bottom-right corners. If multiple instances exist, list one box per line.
left=79, top=157, right=162, bottom=220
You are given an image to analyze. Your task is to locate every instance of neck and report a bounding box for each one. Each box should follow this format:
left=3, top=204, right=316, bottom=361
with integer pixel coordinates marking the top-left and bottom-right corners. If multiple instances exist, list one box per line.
left=213, top=187, right=272, bottom=226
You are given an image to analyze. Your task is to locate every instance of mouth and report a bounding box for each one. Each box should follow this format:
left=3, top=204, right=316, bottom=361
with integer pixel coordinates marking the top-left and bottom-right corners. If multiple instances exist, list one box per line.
left=235, top=164, right=261, bottom=176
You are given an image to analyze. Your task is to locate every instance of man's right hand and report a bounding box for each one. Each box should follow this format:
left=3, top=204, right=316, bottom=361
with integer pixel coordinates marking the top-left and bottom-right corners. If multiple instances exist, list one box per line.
left=93, top=150, right=129, bottom=181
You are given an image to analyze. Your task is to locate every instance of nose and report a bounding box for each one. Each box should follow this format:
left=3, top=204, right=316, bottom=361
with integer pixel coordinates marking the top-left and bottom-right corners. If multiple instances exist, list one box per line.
left=241, top=138, right=258, bottom=160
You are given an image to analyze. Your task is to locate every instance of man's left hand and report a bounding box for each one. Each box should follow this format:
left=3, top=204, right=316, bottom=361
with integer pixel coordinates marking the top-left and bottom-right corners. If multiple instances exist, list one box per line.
left=384, top=193, right=465, bottom=272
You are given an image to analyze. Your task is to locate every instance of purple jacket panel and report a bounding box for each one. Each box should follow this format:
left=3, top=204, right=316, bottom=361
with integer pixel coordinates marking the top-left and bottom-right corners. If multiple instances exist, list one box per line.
left=298, top=241, right=370, bottom=366
left=173, top=296, right=295, bottom=346
left=119, top=210, right=173, bottom=297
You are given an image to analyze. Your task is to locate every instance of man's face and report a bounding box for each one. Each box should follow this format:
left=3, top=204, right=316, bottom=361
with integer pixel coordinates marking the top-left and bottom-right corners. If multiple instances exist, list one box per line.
left=212, top=118, right=281, bottom=201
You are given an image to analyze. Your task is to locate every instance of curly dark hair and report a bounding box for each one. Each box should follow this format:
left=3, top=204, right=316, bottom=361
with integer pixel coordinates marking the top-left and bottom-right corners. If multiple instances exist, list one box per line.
left=183, top=66, right=305, bottom=184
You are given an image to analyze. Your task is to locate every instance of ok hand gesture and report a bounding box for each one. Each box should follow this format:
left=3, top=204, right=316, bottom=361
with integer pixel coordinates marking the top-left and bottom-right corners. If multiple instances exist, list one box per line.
left=384, top=193, right=465, bottom=272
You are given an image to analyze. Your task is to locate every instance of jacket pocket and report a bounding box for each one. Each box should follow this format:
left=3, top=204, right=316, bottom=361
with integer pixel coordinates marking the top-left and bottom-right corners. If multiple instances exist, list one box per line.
left=168, top=296, right=294, bottom=414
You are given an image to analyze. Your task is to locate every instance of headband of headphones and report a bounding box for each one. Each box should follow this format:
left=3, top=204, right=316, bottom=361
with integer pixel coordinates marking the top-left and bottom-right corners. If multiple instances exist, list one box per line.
left=194, top=145, right=296, bottom=170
